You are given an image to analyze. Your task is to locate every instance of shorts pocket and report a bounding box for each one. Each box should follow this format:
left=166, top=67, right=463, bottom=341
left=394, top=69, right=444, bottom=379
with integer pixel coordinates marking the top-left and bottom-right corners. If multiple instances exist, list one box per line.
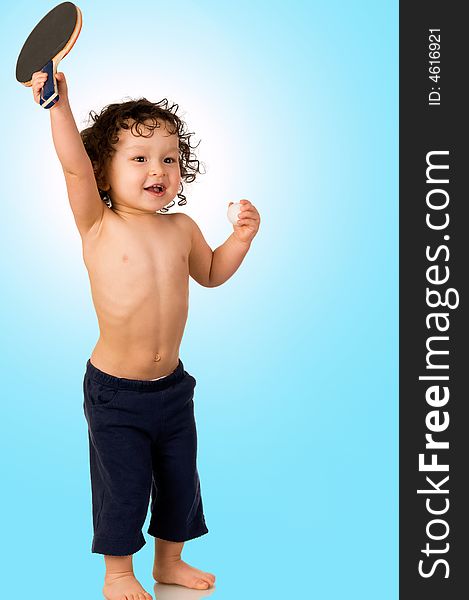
left=88, top=380, right=120, bottom=408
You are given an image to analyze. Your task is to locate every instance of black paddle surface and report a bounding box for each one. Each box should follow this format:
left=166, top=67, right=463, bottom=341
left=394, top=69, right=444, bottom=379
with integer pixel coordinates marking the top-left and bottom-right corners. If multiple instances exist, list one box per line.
left=16, top=2, right=82, bottom=109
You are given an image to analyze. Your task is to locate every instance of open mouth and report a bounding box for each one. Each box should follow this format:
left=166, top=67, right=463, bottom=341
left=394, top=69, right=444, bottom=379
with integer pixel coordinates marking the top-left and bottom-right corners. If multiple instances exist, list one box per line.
left=145, top=184, right=166, bottom=196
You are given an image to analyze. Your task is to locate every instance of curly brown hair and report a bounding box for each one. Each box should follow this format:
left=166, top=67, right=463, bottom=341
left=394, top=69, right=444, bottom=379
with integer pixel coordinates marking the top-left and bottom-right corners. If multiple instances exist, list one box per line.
left=79, top=97, right=204, bottom=212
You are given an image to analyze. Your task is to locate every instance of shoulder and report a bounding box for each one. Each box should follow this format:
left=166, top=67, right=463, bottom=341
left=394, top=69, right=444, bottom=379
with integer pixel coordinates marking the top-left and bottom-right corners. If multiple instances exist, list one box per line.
left=171, top=211, right=194, bottom=226
left=171, top=212, right=196, bottom=237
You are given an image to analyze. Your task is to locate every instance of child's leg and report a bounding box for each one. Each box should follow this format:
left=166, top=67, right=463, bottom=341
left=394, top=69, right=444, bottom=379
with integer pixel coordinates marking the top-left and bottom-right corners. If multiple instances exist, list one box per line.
left=147, top=369, right=215, bottom=589
left=103, top=555, right=152, bottom=600
left=153, top=538, right=215, bottom=590
left=83, top=362, right=159, bottom=600
left=104, top=554, right=133, bottom=575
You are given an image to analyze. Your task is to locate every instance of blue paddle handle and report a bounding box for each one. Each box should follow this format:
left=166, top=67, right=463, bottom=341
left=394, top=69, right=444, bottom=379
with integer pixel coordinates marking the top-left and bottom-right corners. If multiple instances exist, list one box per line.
left=39, top=60, right=59, bottom=109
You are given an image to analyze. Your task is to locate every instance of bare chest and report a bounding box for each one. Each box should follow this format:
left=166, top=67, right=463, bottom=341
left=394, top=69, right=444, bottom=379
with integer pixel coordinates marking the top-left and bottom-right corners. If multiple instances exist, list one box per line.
left=81, top=212, right=190, bottom=311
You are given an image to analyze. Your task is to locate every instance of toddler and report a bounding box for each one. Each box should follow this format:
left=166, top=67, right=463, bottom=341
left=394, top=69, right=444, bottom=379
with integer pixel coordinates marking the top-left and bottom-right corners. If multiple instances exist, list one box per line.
left=31, top=70, right=260, bottom=600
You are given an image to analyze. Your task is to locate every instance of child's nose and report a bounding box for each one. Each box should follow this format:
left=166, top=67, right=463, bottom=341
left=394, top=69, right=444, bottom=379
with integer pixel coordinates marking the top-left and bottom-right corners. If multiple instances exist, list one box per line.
left=149, top=166, right=166, bottom=176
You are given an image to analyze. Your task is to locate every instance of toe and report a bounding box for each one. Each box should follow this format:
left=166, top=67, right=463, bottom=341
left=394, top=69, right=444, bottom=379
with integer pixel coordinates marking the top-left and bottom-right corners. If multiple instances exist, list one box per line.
left=203, top=573, right=215, bottom=586
left=195, top=579, right=209, bottom=589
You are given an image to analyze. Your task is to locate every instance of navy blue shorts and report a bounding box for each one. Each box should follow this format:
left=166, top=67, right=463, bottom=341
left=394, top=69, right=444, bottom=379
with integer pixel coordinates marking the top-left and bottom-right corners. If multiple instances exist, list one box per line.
left=82, top=358, right=208, bottom=556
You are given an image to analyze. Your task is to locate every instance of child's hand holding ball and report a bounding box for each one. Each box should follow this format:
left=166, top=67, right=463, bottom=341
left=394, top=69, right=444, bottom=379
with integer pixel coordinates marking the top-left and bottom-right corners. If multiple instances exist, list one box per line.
left=227, top=199, right=261, bottom=245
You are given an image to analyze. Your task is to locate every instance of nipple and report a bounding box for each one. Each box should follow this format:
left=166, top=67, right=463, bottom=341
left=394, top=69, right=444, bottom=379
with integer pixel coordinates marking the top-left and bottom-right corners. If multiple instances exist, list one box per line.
left=153, top=353, right=161, bottom=362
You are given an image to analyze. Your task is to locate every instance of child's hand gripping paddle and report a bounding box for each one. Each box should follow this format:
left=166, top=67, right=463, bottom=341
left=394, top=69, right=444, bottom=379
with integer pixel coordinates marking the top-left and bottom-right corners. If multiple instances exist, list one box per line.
left=15, top=2, right=82, bottom=109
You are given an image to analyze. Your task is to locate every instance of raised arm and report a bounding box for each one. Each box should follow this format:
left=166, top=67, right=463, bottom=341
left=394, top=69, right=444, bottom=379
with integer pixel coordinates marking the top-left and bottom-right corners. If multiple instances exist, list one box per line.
left=31, top=71, right=104, bottom=237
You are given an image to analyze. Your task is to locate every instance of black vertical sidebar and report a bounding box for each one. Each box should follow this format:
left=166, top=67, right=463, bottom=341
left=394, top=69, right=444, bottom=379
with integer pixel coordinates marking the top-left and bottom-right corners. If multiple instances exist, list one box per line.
left=400, top=2, right=467, bottom=599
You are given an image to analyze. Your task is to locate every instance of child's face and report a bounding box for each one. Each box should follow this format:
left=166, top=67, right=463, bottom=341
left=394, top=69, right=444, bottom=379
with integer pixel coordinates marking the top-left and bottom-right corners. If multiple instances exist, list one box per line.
left=102, top=119, right=181, bottom=215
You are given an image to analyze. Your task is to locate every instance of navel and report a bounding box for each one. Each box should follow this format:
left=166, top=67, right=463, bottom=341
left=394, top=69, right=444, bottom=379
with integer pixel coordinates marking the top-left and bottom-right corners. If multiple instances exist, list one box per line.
left=153, top=353, right=161, bottom=362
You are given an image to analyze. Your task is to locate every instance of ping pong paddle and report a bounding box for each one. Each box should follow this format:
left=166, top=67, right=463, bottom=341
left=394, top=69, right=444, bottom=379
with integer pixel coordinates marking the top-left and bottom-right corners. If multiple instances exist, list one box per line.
left=16, top=2, right=82, bottom=109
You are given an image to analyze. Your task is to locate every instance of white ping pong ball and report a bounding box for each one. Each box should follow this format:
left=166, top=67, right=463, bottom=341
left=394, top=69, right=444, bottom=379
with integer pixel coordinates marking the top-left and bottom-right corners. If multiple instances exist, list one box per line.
left=227, top=202, right=242, bottom=225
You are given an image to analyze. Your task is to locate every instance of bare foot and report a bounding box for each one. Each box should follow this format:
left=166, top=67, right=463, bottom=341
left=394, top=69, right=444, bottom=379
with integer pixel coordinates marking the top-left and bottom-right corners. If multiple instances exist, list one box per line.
left=153, top=559, right=216, bottom=590
left=103, top=571, right=153, bottom=600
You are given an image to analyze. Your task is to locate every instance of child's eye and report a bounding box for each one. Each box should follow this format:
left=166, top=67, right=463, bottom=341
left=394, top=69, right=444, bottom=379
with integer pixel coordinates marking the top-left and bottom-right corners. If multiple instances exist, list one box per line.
left=164, top=157, right=176, bottom=164
left=133, top=156, right=146, bottom=162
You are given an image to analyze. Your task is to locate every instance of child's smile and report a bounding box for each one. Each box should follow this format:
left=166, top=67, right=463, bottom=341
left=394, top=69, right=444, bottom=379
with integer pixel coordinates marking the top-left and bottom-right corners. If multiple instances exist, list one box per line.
left=102, top=119, right=181, bottom=216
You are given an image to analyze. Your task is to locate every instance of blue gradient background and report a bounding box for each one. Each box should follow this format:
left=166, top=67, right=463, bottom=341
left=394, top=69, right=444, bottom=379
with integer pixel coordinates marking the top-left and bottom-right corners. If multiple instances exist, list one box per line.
left=1, top=1, right=397, bottom=598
